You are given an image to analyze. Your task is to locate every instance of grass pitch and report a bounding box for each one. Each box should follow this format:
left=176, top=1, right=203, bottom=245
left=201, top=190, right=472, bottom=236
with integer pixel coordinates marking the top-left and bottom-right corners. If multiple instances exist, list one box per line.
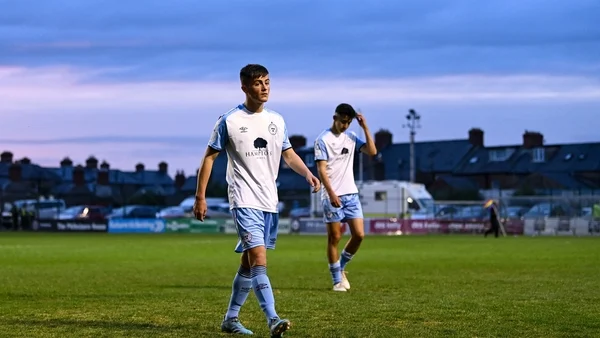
left=0, top=233, right=599, bottom=337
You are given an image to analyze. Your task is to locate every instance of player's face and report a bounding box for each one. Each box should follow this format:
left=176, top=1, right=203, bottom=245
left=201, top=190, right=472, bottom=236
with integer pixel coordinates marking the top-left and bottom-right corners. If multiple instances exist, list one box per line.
left=242, top=75, right=270, bottom=103
left=333, top=114, right=353, bottom=133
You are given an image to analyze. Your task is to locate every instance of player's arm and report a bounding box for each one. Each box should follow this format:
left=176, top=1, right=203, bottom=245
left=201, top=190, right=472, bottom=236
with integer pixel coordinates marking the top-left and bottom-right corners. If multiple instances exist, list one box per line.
left=359, top=126, right=377, bottom=156
left=194, top=116, right=228, bottom=220
left=355, top=112, right=377, bottom=156
left=315, top=139, right=341, bottom=206
left=195, top=147, right=220, bottom=200
left=281, top=123, right=320, bottom=192
left=280, top=121, right=313, bottom=178
left=282, top=148, right=311, bottom=178
left=313, top=138, right=337, bottom=201
left=282, top=148, right=321, bottom=192
left=316, top=160, right=336, bottom=199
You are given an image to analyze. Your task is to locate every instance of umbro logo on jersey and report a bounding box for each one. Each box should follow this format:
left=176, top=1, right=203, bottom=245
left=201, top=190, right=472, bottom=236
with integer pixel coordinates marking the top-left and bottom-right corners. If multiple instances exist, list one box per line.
left=239, top=126, right=248, bottom=133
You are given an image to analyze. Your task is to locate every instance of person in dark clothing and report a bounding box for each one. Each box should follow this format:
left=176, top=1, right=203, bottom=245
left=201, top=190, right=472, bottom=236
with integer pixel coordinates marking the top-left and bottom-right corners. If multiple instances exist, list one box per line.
left=484, top=200, right=501, bottom=238
left=20, top=208, right=28, bottom=231
left=11, top=204, right=20, bottom=231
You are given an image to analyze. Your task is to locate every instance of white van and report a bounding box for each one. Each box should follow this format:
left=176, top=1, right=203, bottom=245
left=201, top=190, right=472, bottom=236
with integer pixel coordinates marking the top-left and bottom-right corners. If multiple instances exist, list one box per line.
left=309, top=180, right=435, bottom=219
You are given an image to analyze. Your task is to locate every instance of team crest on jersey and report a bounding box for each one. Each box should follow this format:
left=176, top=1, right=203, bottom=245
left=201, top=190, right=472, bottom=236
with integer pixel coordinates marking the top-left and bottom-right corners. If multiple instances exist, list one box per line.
left=241, top=231, right=252, bottom=243
left=268, top=122, right=278, bottom=135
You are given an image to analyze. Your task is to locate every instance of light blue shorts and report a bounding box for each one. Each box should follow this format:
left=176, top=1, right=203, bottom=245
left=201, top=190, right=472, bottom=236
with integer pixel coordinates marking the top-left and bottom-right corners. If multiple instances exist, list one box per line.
left=322, top=193, right=363, bottom=223
left=232, top=208, right=279, bottom=253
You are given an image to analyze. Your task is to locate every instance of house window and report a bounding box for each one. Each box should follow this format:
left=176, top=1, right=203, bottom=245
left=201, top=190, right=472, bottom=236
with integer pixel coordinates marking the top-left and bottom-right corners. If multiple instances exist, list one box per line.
left=304, top=154, right=314, bottom=167
left=532, top=147, right=545, bottom=162
left=489, top=148, right=515, bottom=162
left=489, top=149, right=505, bottom=161
left=375, top=191, right=387, bottom=201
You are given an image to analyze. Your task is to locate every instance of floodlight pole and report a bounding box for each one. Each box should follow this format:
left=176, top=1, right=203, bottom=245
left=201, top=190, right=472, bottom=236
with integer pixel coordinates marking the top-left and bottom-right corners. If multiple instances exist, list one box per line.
left=404, top=109, right=421, bottom=183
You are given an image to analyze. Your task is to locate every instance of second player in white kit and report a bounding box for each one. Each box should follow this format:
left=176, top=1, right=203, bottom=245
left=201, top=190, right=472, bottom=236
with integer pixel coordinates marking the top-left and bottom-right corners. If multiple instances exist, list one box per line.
left=314, top=103, right=377, bottom=291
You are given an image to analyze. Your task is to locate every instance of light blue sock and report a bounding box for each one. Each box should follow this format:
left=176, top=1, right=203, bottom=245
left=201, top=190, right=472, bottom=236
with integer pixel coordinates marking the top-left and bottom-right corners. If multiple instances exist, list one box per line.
left=225, top=266, right=252, bottom=319
left=340, top=250, right=354, bottom=271
left=251, top=265, right=278, bottom=322
left=329, top=260, right=342, bottom=285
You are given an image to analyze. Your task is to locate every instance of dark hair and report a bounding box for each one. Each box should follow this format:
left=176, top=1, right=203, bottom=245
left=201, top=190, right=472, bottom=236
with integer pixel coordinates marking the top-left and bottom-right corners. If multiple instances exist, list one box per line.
left=240, top=64, right=269, bottom=84
left=335, top=103, right=357, bottom=118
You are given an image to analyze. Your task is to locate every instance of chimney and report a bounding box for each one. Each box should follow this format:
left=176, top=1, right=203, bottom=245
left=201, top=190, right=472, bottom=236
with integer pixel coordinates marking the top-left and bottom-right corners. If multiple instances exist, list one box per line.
left=97, top=169, right=109, bottom=185
left=86, top=156, right=98, bottom=169
left=175, top=170, right=186, bottom=189
left=523, top=131, right=544, bottom=149
left=289, top=135, right=307, bottom=149
left=18, top=157, right=32, bottom=165
left=60, top=157, right=73, bottom=167
left=374, top=129, right=393, bottom=151
left=9, top=163, right=22, bottom=182
left=73, top=165, right=85, bottom=186
left=468, top=128, right=484, bottom=147
left=136, top=163, right=145, bottom=172
left=158, top=161, right=168, bottom=174
left=1, top=151, right=13, bottom=163
left=100, top=161, right=110, bottom=170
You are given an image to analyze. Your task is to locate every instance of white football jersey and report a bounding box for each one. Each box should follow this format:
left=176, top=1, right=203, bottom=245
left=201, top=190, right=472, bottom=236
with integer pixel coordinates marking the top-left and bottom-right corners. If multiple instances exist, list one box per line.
left=208, top=104, right=292, bottom=213
left=314, top=128, right=366, bottom=200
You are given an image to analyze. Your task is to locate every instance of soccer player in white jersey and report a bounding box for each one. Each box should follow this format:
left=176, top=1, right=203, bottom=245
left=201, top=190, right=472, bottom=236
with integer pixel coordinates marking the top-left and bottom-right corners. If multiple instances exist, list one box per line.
left=193, top=64, right=321, bottom=337
left=314, top=103, right=377, bottom=292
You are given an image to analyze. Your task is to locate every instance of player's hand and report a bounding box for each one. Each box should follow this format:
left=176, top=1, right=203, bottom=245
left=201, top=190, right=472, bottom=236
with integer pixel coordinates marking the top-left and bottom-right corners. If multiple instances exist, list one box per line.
left=356, top=112, right=367, bottom=129
left=330, top=195, right=342, bottom=208
left=193, top=197, right=207, bottom=222
left=306, top=173, right=321, bottom=193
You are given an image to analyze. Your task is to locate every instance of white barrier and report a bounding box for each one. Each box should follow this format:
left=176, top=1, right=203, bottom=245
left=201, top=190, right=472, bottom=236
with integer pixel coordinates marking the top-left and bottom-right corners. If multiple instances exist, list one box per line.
left=523, top=217, right=599, bottom=236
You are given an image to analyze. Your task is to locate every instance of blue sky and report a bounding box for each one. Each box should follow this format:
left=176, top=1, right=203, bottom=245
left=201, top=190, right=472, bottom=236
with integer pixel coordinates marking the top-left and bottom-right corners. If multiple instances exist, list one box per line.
left=1, top=0, right=599, bottom=175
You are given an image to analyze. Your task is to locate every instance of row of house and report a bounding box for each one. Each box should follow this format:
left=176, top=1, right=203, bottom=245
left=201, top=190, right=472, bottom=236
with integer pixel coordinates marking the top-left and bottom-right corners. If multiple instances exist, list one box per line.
left=271, top=128, right=600, bottom=198
left=1, top=127, right=600, bottom=206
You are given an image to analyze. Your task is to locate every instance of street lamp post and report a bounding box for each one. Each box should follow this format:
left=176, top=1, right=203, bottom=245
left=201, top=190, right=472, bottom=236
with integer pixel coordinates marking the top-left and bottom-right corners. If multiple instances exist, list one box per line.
left=403, top=109, right=421, bottom=183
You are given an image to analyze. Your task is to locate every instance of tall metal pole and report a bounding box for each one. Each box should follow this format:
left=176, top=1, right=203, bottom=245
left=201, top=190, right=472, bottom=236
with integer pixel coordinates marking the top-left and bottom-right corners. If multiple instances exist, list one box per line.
left=403, top=109, right=421, bottom=183
left=410, top=130, right=415, bottom=183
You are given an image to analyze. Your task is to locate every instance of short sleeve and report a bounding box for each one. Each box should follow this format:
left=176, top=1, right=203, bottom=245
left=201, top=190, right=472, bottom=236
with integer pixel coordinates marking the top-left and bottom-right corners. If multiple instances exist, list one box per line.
left=349, top=131, right=366, bottom=153
left=208, top=115, right=228, bottom=151
left=282, top=122, right=292, bottom=151
left=314, top=138, right=328, bottom=161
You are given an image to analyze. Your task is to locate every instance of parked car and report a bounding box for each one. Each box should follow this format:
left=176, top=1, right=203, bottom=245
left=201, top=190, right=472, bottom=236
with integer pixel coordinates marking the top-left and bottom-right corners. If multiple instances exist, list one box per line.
left=1, top=202, right=14, bottom=228
left=14, top=198, right=66, bottom=219
left=289, top=207, right=310, bottom=219
left=522, top=202, right=576, bottom=218
left=434, top=206, right=462, bottom=219
left=156, top=206, right=189, bottom=219
left=56, top=205, right=108, bottom=221
left=503, top=206, right=529, bottom=219
left=156, top=204, right=231, bottom=219
left=107, top=205, right=161, bottom=219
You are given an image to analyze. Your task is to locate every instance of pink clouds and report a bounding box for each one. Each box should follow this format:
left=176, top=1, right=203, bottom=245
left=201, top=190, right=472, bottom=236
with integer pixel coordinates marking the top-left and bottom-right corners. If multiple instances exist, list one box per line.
left=1, top=66, right=599, bottom=115
left=1, top=65, right=599, bottom=174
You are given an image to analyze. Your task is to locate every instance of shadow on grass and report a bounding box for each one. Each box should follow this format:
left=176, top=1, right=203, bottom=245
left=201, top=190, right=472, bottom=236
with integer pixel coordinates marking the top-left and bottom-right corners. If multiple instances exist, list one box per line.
left=1, top=292, right=148, bottom=301
left=159, top=284, right=328, bottom=292
left=3, top=318, right=257, bottom=337
left=2, top=318, right=195, bottom=332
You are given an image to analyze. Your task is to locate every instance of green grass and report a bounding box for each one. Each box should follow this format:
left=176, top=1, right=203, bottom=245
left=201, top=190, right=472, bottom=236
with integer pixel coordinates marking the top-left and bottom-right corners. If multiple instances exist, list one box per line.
left=1, top=233, right=599, bottom=338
